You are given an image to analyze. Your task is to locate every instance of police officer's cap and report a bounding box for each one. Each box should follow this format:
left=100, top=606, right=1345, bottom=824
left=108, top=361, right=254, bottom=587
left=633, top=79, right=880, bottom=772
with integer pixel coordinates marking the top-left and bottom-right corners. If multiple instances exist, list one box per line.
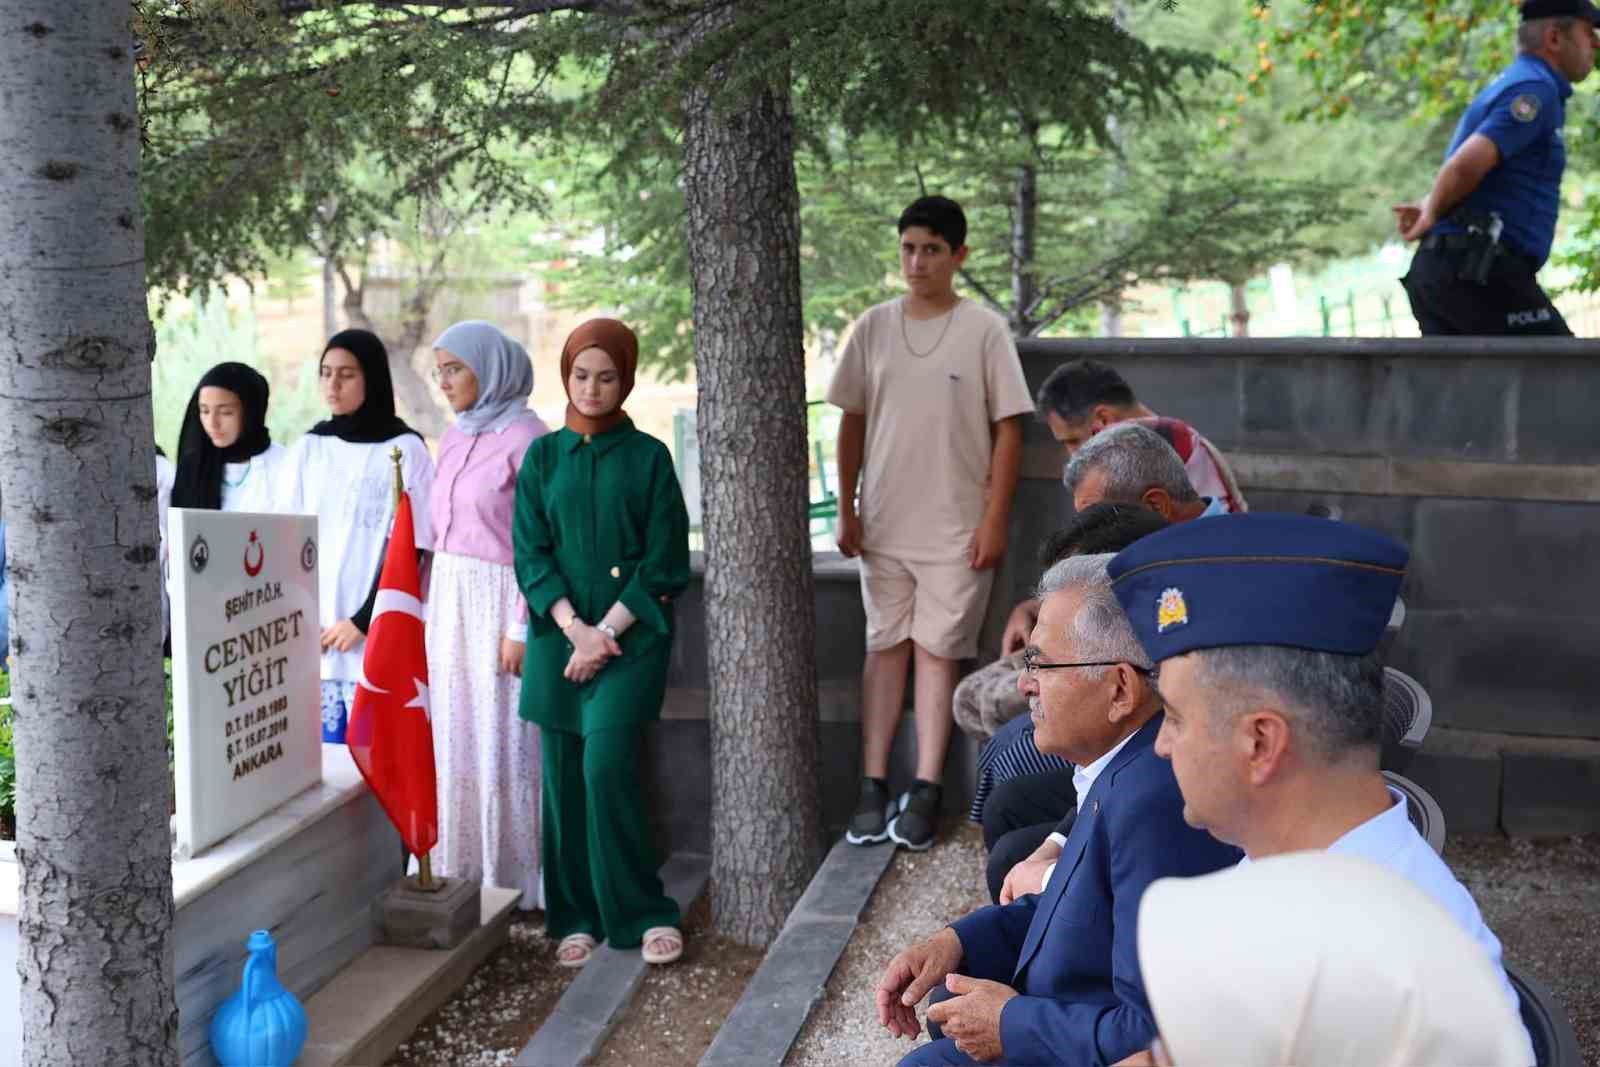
left=1106, top=513, right=1408, bottom=663
left=1521, top=0, right=1600, bottom=24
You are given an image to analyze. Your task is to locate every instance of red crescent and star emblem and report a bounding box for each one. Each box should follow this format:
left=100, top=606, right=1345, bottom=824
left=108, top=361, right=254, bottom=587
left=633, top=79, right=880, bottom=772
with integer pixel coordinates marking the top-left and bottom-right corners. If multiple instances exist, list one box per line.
left=243, top=531, right=265, bottom=577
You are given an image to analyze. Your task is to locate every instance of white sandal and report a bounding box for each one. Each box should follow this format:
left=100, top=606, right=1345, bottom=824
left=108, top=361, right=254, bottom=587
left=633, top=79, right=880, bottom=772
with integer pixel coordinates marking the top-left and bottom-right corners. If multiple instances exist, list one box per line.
left=556, top=932, right=596, bottom=968
left=641, top=926, right=683, bottom=965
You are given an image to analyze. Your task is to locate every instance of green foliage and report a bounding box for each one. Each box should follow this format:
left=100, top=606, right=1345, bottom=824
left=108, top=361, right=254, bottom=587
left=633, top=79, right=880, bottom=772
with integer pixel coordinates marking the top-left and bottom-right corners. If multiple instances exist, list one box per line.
left=165, top=659, right=175, bottom=772
left=1256, top=0, right=1600, bottom=286
left=631, top=0, right=1218, bottom=143
left=132, top=0, right=1415, bottom=354
left=135, top=2, right=1219, bottom=307
left=527, top=139, right=893, bottom=376
left=1131, top=0, right=1442, bottom=258
left=135, top=0, right=572, bottom=293
left=536, top=11, right=1348, bottom=348
left=1251, top=0, right=1512, bottom=121
left=261, top=249, right=319, bottom=307
left=800, top=124, right=1343, bottom=332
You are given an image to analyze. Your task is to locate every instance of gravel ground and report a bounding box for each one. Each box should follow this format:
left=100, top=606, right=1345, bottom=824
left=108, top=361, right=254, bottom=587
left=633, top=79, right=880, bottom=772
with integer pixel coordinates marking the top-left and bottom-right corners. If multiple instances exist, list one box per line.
left=385, top=910, right=575, bottom=1067
left=785, top=825, right=1599, bottom=1066
left=786, top=823, right=989, bottom=1066
left=1447, top=833, right=1600, bottom=1064
left=590, top=894, right=765, bottom=1066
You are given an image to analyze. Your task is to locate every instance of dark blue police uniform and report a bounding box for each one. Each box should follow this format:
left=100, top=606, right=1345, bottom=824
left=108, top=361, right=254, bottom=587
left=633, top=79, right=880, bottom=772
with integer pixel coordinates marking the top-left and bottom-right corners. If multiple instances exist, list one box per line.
left=1401, top=5, right=1595, bottom=336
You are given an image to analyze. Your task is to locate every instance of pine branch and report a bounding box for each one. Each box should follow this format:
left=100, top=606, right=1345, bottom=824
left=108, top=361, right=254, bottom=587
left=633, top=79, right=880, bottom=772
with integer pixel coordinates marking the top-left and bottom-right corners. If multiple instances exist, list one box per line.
left=270, top=0, right=626, bottom=18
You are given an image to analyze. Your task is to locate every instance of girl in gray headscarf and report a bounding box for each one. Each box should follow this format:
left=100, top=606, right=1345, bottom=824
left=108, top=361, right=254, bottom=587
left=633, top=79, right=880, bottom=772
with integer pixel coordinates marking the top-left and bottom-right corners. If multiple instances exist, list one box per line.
left=425, top=320, right=551, bottom=909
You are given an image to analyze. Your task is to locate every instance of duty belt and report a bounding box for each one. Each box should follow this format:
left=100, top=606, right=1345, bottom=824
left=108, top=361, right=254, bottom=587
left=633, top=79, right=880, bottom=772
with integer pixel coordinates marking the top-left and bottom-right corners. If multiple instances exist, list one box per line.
left=1421, top=232, right=1538, bottom=275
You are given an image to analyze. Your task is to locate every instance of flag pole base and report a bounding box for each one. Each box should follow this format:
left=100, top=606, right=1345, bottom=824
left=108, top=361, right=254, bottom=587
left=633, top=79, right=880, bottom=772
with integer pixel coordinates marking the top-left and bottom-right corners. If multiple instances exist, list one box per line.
left=375, top=870, right=481, bottom=950
left=406, top=854, right=443, bottom=893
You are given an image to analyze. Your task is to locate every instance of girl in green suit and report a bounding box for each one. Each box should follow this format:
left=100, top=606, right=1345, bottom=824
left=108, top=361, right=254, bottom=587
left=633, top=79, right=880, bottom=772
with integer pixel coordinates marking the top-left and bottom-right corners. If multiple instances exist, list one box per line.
left=513, top=318, right=691, bottom=968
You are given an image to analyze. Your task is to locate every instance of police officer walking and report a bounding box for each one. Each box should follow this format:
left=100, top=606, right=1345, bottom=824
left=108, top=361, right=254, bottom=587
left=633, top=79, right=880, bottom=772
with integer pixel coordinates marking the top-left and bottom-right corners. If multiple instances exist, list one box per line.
left=1394, top=0, right=1599, bottom=335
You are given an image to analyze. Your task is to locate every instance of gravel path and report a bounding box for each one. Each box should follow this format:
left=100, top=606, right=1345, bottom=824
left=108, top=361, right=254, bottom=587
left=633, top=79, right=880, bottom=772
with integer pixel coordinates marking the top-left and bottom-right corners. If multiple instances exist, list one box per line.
left=590, top=895, right=764, bottom=1066
left=785, top=824, right=1599, bottom=1066
left=1447, top=833, right=1600, bottom=1063
left=786, top=823, right=988, bottom=1066
left=386, top=911, right=575, bottom=1067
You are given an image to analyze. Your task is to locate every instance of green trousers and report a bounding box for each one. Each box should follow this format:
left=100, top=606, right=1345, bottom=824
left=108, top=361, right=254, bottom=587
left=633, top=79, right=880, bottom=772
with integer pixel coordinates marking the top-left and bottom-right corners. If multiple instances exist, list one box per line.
left=540, top=724, right=679, bottom=948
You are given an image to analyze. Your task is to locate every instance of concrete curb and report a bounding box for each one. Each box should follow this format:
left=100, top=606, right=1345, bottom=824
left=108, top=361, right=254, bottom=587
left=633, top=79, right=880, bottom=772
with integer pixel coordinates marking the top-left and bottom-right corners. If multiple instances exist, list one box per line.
left=699, top=838, right=894, bottom=1067
left=301, top=886, right=521, bottom=1067
left=514, top=852, right=710, bottom=1067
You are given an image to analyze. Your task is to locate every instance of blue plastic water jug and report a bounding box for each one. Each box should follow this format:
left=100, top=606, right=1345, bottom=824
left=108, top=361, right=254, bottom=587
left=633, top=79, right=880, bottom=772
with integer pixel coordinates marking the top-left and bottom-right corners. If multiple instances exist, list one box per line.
left=209, top=929, right=308, bottom=1067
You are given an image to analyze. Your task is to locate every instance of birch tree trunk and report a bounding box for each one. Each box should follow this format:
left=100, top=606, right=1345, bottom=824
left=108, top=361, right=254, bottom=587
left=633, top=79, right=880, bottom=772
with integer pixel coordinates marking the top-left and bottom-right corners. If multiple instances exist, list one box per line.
left=681, top=5, right=822, bottom=947
left=0, top=3, right=179, bottom=1064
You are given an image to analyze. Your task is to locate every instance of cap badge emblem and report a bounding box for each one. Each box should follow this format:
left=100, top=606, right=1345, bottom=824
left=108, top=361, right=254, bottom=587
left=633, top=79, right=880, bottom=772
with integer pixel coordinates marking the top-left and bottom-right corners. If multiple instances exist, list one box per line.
left=1157, top=587, right=1189, bottom=633
left=1511, top=93, right=1540, bottom=124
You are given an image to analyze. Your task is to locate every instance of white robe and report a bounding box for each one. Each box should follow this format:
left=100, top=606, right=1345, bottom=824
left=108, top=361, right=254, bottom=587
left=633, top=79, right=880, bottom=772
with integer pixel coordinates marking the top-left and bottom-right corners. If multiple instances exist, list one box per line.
left=282, top=433, right=435, bottom=683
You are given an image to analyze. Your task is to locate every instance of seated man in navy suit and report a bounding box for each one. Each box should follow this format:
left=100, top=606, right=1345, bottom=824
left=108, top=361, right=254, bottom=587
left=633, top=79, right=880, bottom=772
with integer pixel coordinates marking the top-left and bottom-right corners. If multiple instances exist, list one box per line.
left=874, top=553, right=1241, bottom=1066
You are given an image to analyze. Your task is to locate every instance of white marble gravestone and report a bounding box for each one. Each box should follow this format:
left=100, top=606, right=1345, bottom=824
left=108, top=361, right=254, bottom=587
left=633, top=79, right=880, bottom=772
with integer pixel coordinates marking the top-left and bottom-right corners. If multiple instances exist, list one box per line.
left=171, top=509, right=322, bottom=858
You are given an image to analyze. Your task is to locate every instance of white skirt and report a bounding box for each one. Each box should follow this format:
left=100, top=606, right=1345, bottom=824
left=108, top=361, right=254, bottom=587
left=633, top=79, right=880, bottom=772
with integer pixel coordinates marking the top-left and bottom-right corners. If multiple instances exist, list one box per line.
left=424, top=551, right=541, bottom=908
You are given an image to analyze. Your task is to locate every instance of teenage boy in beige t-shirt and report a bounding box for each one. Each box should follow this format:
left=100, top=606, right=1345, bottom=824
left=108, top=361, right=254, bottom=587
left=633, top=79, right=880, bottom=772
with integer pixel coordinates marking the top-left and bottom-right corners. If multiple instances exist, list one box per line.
left=828, top=195, right=1034, bottom=851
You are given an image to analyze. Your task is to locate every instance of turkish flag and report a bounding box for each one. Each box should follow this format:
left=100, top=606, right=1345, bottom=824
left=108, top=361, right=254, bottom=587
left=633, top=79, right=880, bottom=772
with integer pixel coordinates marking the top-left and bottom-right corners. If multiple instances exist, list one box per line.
left=346, top=492, right=438, bottom=859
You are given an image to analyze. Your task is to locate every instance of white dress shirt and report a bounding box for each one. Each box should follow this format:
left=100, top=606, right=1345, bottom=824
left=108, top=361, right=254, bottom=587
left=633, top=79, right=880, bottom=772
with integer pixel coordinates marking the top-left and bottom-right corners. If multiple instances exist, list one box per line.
left=1243, top=786, right=1535, bottom=1064
left=1039, top=730, right=1139, bottom=888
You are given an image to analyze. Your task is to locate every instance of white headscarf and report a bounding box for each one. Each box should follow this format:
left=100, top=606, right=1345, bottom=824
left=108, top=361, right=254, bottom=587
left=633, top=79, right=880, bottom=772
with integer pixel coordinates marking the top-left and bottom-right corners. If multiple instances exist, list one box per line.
left=1138, top=852, right=1531, bottom=1067
left=431, top=320, right=534, bottom=436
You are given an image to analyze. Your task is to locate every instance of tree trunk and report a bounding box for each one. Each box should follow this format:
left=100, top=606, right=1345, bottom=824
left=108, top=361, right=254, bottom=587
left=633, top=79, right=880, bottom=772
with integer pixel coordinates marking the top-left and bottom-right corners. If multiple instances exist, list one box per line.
left=1228, top=282, right=1251, bottom=337
left=1099, top=299, right=1124, bottom=337
left=0, top=4, right=179, bottom=1064
left=681, top=7, right=822, bottom=947
left=336, top=263, right=448, bottom=439
left=322, top=256, right=338, bottom=339
left=319, top=196, right=339, bottom=339
left=1009, top=143, right=1039, bottom=337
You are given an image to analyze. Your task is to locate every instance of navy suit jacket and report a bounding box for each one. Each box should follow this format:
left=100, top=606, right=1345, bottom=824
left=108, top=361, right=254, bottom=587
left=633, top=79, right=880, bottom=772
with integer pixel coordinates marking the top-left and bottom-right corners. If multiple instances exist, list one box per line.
left=949, top=714, right=1241, bottom=1066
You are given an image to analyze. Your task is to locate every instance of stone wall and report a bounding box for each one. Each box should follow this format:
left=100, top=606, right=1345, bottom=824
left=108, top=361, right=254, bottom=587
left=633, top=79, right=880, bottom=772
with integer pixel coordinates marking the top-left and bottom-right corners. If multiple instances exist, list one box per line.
left=644, top=338, right=1600, bottom=852
left=1014, top=338, right=1600, bottom=742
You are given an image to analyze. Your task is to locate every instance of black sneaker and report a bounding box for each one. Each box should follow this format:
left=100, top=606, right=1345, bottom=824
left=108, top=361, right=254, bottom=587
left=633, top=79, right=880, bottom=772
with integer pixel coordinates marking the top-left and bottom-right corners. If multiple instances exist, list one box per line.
left=845, top=777, right=894, bottom=845
left=888, top=780, right=942, bottom=851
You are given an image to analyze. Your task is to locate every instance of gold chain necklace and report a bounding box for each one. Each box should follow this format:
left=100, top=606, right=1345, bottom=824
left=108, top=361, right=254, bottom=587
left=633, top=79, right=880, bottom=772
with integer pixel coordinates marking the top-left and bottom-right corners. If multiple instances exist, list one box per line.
left=900, top=298, right=959, bottom=358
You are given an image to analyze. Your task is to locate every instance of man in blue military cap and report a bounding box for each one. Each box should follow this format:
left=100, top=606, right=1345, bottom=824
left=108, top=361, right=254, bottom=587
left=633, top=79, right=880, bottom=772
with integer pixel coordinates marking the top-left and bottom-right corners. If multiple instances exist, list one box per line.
left=1107, top=514, right=1533, bottom=1065
left=1394, top=0, right=1598, bottom=335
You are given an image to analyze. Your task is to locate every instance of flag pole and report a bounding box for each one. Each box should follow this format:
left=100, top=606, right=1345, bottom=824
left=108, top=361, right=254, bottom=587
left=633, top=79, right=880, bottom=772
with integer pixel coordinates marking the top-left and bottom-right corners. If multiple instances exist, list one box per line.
left=391, top=447, right=438, bottom=893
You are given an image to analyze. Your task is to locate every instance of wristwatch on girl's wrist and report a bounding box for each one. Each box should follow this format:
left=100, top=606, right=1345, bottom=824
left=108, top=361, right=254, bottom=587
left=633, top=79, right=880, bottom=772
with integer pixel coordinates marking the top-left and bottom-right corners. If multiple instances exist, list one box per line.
left=559, top=613, right=580, bottom=632
left=596, top=622, right=618, bottom=640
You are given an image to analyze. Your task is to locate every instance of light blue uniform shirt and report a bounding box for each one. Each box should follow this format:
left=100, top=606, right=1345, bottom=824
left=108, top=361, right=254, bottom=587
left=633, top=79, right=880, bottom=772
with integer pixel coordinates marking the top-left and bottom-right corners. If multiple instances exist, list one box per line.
left=1244, top=787, right=1534, bottom=1062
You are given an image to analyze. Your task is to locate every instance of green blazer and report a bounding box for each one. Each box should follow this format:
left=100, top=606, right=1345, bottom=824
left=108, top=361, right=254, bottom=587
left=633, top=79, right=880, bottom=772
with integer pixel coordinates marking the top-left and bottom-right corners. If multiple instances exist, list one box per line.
left=513, top=419, right=691, bottom=734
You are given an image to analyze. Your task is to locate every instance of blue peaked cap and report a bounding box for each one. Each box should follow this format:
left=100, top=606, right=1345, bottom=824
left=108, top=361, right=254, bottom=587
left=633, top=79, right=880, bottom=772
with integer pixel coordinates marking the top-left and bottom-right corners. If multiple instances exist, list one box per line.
left=1106, top=513, right=1408, bottom=663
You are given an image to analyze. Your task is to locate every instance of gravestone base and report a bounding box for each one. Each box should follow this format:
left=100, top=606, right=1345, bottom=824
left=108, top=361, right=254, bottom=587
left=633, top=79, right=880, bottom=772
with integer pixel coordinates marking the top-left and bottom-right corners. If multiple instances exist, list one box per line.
left=375, top=874, right=481, bottom=949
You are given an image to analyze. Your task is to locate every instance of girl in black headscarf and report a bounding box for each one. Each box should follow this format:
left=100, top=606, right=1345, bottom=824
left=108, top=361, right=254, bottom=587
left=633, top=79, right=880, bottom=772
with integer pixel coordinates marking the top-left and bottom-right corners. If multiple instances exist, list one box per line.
left=171, top=362, right=288, bottom=512
left=283, top=329, right=436, bottom=743
left=304, top=329, right=422, bottom=445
